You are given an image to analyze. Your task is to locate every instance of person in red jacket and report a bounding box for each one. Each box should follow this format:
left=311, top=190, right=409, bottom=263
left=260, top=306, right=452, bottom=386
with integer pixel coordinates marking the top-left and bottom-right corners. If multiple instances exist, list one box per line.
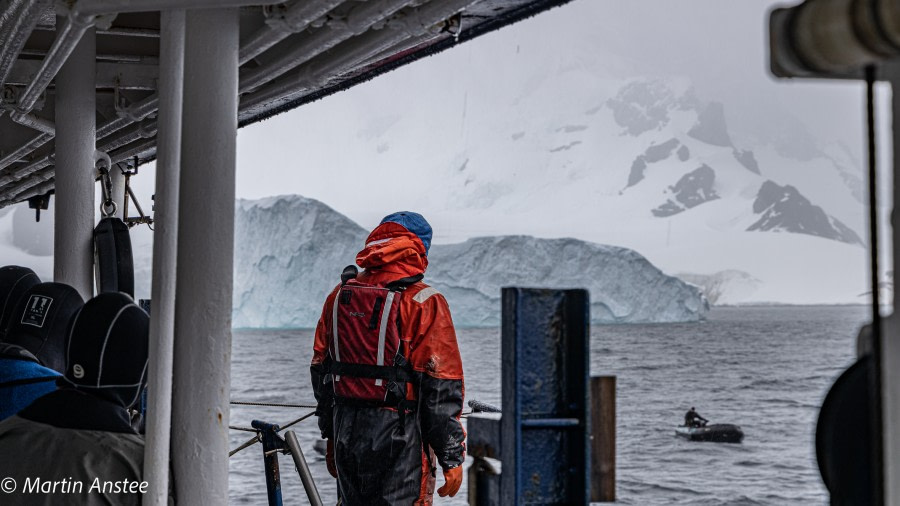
left=311, top=211, right=466, bottom=505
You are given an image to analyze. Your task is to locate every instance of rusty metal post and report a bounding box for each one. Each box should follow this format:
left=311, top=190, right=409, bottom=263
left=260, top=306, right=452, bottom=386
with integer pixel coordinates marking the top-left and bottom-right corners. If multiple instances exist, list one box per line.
left=252, top=420, right=284, bottom=506
left=590, top=376, right=615, bottom=502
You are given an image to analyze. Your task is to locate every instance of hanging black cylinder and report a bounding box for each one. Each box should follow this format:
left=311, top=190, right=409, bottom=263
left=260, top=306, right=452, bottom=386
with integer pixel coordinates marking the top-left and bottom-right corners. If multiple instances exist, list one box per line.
left=93, top=217, right=135, bottom=297
left=770, top=0, right=900, bottom=77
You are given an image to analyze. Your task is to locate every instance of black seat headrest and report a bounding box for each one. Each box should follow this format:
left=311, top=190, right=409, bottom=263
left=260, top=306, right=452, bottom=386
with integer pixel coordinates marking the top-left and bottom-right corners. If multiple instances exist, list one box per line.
left=65, top=292, right=149, bottom=409
left=0, top=265, right=41, bottom=340
left=5, top=282, right=84, bottom=372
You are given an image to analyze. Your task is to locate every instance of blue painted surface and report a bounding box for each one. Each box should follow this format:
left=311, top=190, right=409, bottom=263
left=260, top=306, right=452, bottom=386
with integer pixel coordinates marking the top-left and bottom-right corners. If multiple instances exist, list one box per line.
left=252, top=420, right=284, bottom=506
left=500, top=287, right=591, bottom=505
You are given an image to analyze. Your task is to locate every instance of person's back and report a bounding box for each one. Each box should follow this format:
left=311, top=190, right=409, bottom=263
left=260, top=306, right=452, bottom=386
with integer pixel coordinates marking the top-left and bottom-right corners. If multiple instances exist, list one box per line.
left=0, top=292, right=149, bottom=505
left=0, top=282, right=83, bottom=420
left=311, top=212, right=466, bottom=505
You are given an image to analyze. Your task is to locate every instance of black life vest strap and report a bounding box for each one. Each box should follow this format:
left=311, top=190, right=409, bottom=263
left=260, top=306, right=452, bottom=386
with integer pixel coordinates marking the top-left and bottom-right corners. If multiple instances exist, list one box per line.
left=330, top=362, right=414, bottom=383
left=386, top=274, right=423, bottom=291
left=334, top=396, right=417, bottom=412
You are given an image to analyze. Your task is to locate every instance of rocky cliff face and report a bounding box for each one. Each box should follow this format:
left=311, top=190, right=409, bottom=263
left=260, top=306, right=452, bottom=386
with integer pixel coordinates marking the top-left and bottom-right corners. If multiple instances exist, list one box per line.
left=627, top=138, right=682, bottom=188
left=607, top=80, right=698, bottom=136
left=688, top=101, right=732, bottom=147
left=652, top=164, right=720, bottom=217
left=748, top=181, right=862, bottom=245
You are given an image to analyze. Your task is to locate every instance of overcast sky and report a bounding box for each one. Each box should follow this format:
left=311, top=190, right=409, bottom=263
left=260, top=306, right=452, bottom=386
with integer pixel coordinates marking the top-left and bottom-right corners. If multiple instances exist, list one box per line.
left=224, top=0, right=883, bottom=235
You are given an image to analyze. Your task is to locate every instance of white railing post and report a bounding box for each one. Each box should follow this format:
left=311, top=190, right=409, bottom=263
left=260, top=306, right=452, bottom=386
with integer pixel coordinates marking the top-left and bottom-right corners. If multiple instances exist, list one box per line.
left=171, top=7, right=239, bottom=504
left=53, top=22, right=95, bottom=299
left=143, top=9, right=185, bottom=506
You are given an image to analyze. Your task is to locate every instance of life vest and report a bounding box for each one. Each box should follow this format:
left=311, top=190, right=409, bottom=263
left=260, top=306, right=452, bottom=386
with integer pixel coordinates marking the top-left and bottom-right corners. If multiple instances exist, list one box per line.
left=328, top=267, right=420, bottom=407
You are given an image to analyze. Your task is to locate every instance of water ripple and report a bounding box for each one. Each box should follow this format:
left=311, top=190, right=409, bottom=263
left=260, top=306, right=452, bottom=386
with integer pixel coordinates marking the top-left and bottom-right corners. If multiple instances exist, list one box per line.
left=228, top=305, right=865, bottom=504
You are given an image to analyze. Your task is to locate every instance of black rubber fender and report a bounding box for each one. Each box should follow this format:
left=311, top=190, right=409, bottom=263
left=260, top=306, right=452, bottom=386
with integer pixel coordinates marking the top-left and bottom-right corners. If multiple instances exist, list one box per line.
left=93, top=217, right=134, bottom=297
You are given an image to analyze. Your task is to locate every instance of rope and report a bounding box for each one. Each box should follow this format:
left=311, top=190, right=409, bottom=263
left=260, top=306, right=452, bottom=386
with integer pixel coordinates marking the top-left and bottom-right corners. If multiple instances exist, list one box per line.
left=231, top=401, right=317, bottom=409
left=229, top=425, right=258, bottom=433
left=229, top=434, right=261, bottom=458
left=279, top=410, right=316, bottom=431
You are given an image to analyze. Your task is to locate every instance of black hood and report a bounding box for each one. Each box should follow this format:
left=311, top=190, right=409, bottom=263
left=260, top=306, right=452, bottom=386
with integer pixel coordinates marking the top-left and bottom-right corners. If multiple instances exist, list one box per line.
left=4, top=282, right=84, bottom=372
left=0, top=265, right=41, bottom=340
left=64, top=292, right=149, bottom=409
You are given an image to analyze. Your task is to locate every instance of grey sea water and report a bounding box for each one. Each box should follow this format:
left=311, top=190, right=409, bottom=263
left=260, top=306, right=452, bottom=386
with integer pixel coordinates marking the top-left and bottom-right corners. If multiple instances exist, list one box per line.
left=229, top=305, right=868, bottom=505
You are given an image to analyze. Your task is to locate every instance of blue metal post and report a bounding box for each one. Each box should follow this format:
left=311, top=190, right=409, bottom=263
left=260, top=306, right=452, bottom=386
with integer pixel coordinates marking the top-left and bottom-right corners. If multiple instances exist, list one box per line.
left=252, top=420, right=284, bottom=506
left=500, top=287, right=591, bottom=505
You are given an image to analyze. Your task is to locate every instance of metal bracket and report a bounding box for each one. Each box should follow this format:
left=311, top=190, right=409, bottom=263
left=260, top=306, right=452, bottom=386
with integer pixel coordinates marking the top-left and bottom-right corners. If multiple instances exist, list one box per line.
left=250, top=419, right=323, bottom=506
left=27, top=191, right=51, bottom=222
left=1, top=85, right=19, bottom=105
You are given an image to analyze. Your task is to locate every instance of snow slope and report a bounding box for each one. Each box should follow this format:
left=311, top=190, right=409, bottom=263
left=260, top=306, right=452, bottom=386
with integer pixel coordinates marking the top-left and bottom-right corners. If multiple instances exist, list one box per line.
left=237, top=73, right=870, bottom=306
left=231, top=5, right=874, bottom=307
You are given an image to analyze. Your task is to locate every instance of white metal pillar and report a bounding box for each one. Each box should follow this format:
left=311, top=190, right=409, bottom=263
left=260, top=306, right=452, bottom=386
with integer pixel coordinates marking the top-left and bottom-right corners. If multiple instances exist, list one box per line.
left=171, top=8, right=238, bottom=504
left=143, top=10, right=185, bottom=506
left=884, top=65, right=900, bottom=506
left=53, top=24, right=95, bottom=299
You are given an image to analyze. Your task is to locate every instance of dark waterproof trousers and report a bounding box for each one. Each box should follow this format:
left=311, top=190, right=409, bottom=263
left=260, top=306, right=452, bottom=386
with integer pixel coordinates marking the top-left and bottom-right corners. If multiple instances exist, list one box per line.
left=333, top=404, right=434, bottom=505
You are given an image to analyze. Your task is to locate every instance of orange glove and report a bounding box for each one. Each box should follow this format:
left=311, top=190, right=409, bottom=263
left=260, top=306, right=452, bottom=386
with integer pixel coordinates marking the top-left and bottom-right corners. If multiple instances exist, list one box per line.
left=325, top=439, right=337, bottom=478
left=437, top=465, right=463, bottom=497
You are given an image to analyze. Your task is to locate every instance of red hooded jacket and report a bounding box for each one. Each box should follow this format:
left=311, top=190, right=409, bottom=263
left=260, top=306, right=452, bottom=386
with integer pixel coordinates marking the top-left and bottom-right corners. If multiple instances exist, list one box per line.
left=311, top=222, right=466, bottom=505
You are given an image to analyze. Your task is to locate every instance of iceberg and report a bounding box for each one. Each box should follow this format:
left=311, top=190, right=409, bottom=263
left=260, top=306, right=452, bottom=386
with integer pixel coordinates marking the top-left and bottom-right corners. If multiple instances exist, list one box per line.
left=232, top=195, right=708, bottom=327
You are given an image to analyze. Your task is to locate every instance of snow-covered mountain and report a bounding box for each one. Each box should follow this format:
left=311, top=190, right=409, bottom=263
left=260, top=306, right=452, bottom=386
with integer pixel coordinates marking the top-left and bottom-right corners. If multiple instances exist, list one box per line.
left=5, top=48, right=875, bottom=309
left=240, top=70, right=871, bottom=306
left=232, top=195, right=707, bottom=327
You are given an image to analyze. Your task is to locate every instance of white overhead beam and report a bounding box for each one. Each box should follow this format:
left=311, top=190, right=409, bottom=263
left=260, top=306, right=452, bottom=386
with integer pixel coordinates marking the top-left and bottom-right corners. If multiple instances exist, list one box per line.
left=241, top=0, right=477, bottom=115
left=239, top=0, right=414, bottom=92
left=6, top=59, right=159, bottom=90
left=239, top=0, right=345, bottom=65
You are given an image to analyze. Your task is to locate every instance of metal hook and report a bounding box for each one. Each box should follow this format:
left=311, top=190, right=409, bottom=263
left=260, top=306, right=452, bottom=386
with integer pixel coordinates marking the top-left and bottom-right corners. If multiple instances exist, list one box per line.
left=100, top=199, right=117, bottom=218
